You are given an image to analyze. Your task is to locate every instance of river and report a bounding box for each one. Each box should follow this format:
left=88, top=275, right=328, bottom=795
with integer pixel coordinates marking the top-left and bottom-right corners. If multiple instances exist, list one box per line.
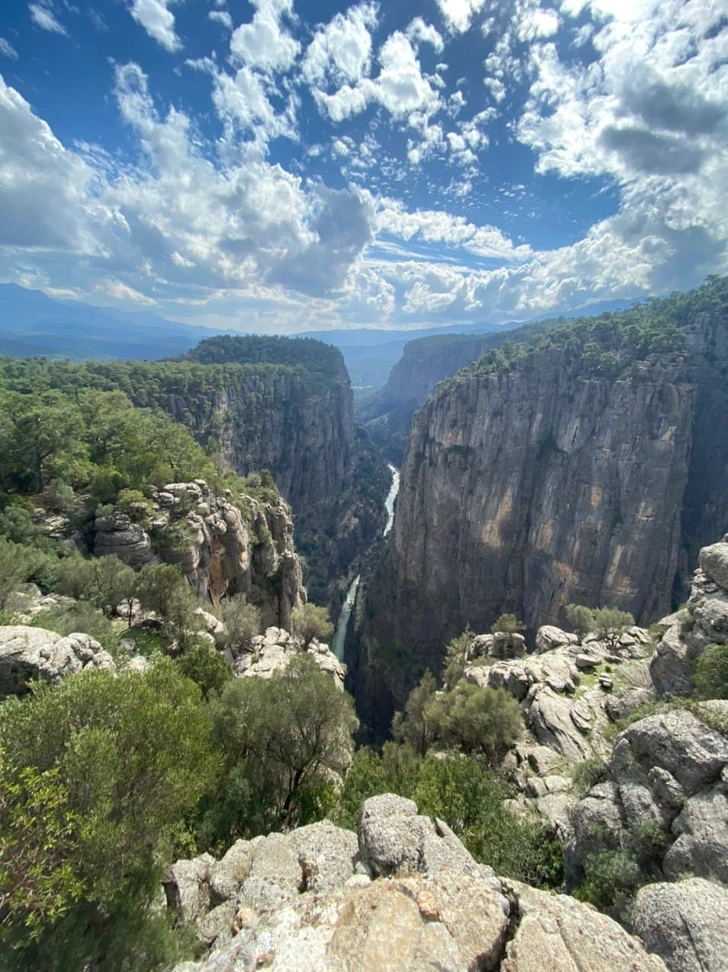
left=331, top=463, right=400, bottom=661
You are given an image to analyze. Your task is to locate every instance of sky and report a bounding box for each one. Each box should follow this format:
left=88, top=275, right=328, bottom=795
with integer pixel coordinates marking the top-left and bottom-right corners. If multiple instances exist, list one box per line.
left=0, top=0, right=727, bottom=333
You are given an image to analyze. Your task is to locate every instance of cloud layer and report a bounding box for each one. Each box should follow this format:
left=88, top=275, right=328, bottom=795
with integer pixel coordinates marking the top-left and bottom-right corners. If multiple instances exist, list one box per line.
left=0, top=0, right=726, bottom=330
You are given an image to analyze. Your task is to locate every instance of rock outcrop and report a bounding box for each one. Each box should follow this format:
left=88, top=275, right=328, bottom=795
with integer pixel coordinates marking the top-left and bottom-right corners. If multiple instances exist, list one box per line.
left=92, top=480, right=305, bottom=631
left=233, top=626, right=346, bottom=690
left=568, top=702, right=728, bottom=889
left=651, top=537, right=728, bottom=696
left=0, top=625, right=115, bottom=699
left=632, top=878, right=728, bottom=972
left=166, top=795, right=666, bottom=972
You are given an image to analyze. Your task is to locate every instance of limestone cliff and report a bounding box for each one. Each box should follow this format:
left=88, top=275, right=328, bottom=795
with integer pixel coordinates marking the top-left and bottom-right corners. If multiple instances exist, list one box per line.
left=350, top=279, right=728, bottom=733
left=361, top=318, right=568, bottom=463
left=92, top=479, right=305, bottom=631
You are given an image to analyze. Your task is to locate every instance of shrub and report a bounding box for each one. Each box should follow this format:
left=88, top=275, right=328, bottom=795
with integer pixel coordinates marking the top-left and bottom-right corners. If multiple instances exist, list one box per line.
left=221, top=595, right=262, bottom=655
left=424, top=682, right=523, bottom=764
left=490, top=613, right=525, bottom=635
left=571, top=756, right=607, bottom=796
left=177, top=642, right=233, bottom=700
left=692, top=643, right=728, bottom=700
left=290, top=602, right=334, bottom=647
left=575, top=849, right=642, bottom=918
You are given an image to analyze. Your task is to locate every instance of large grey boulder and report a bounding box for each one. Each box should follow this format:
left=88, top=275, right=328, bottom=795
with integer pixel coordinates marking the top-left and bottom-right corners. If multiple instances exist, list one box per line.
left=633, top=879, right=728, bottom=972
left=699, top=541, right=728, bottom=590
left=234, top=627, right=346, bottom=689
left=0, top=625, right=116, bottom=698
left=663, top=788, right=728, bottom=884
left=357, top=793, right=480, bottom=879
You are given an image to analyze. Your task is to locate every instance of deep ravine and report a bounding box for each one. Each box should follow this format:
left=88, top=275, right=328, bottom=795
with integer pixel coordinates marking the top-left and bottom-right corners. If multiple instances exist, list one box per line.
left=332, top=463, right=399, bottom=661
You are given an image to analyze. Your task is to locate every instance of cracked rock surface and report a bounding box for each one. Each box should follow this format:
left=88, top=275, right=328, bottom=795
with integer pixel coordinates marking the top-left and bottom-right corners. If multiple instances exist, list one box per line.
left=168, top=795, right=666, bottom=972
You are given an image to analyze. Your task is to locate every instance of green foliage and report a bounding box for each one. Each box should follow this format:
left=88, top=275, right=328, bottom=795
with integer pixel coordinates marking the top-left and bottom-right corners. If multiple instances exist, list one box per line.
left=571, top=756, right=608, bottom=796
left=134, top=564, right=201, bottom=649
left=442, top=626, right=474, bottom=688
left=565, top=603, right=594, bottom=640
left=491, top=613, right=525, bottom=635
left=0, top=752, right=82, bottom=945
left=392, top=670, right=438, bottom=756
left=575, top=849, right=642, bottom=918
left=564, top=603, right=634, bottom=646
left=0, top=661, right=217, bottom=968
left=0, top=540, right=30, bottom=610
left=177, top=643, right=233, bottom=700
left=424, top=682, right=523, bottom=764
left=333, top=747, right=562, bottom=889
left=200, top=654, right=357, bottom=847
left=220, top=595, right=262, bottom=655
left=58, top=554, right=136, bottom=619
left=692, top=643, right=728, bottom=700
left=291, top=602, right=334, bottom=647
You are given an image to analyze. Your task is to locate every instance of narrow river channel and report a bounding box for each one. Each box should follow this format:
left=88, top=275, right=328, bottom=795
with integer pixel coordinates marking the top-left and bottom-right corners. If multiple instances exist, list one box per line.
left=331, top=463, right=400, bottom=660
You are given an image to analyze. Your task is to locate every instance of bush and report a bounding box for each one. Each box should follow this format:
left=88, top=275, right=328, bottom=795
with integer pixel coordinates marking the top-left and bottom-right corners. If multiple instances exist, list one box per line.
left=333, top=748, right=562, bottom=889
left=29, top=604, right=121, bottom=658
left=200, top=654, right=357, bottom=847
left=177, top=642, right=233, bottom=700
left=692, top=643, right=728, bottom=700
left=291, top=602, right=334, bottom=647
left=442, top=627, right=474, bottom=688
left=424, top=682, right=523, bottom=764
left=571, top=756, right=607, bottom=796
left=0, top=660, right=217, bottom=968
left=490, top=613, right=525, bottom=635
left=0, top=540, right=30, bottom=610
left=221, top=595, right=262, bottom=655
left=575, top=849, right=642, bottom=918
left=565, top=603, right=594, bottom=640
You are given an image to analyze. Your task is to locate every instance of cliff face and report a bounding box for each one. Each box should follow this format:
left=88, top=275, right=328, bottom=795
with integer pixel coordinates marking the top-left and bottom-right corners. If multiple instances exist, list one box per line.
left=361, top=320, right=570, bottom=464
left=91, top=479, right=305, bottom=630
left=350, top=354, right=696, bottom=734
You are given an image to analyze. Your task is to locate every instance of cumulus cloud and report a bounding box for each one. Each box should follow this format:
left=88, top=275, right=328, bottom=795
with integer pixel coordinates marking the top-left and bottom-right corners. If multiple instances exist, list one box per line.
left=303, top=2, right=377, bottom=87
left=29, top=3, right=68, bottom=35
left=407, top=17, right=444, bottom=53
left=435, top=0, right=487, bottom=34
left=128, top=0, right=181, bottom=52
left=209, top=10, right=232, bottom=30
left=230, top=0, right=300, bottom=75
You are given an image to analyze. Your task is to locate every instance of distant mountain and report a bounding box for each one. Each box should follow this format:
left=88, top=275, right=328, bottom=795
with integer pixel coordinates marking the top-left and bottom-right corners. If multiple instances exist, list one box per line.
left=0, top=284, right=225, bottom=360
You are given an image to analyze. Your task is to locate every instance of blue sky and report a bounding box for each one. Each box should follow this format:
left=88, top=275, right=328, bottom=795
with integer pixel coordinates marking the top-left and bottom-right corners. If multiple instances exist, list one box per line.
left=0, top=0, right=726, bottom=332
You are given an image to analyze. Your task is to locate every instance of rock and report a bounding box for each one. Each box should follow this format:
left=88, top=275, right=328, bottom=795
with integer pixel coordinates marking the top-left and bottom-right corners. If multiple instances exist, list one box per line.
left=632, top=879, right=728, bottom=972
left=650, top=624, right=693, bottom=697
left=237, top=627, right=345, bottom=689
left=663, top=789, right=728, bottom=883
left=357, top=794, right=478, bottom=879
left=527, top=687, right=594, bottom=763
left=209, top=840, right=255, bottom=903
left=605, top=688, right=653, bottom=723
left=288, top=821, right=358, bottom=893
left=503, top=881, right=666, bottom=971
left=536, top=626, right=578, bottom=654
left=94, top=512, right=154, bottom=567
left=170, top=794, right=668, bottom=972
left=699, top=541, right=728, bottom=590
left=164, top=854, right=216, bottom=923
left=0, top=625, right=116, bottom=699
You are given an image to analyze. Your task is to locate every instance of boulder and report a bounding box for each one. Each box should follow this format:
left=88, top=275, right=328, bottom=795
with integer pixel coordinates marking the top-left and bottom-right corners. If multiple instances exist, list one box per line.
left=633, top=879, right=728, bottom=972
left=699, top=541, right=728, bottom=590
left=0, top=625, right=116, bottom=699
left=535, top=626, right=578, bottom=653
left=663, top=788, right=728, bottom=883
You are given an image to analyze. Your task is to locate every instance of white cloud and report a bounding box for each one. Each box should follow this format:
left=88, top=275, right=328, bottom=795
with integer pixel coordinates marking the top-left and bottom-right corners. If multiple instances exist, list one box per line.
left=435, top=0, right=487, bottom=34
left=128, top=0, right=181, bottom=53
left=209, top=10, right=232, bottom=30
left=97, top=279, right=158, bottom=304
left=29, top=3, right=68, bottom=35
left=303, top=2, right=378, bottom=87
left=406, top=17, right=444, bottom=53
left=0, top=38, right=19, bottom=59
left=230, top=0, right=300, bottom=75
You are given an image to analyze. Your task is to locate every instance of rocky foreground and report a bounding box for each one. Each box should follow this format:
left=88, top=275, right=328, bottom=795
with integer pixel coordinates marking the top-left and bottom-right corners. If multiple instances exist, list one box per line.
left=166, top=794, right=668, bottom=972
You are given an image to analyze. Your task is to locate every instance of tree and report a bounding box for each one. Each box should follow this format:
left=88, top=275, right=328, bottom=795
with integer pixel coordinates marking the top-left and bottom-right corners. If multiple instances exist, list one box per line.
left=177, top=643, right=233, bottom=700
left=12, top=392, right=85, bottom=493
left=58, top=555, right=135, bottom=619
left=203, top=654, right=358, bottom=843
left=291, top=602, right=334, bottom=646
left=442, top=627, right=474, bottom=688
left=491, top=613, right=525, bottom=635
left=424, top=682, right=523, bottom=764
left=0, top=540, right=30, bottom=611
left=221, top=595, right=262, bottom=656
left=565, top=603, right=594, bottom=640
left=134, top=563, right=200, bottom=647
left=392, top=671, right=438, bottom=756
left=0, top=660, right=217, bottom=967
left=591, top=607, right=634, bottom=648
